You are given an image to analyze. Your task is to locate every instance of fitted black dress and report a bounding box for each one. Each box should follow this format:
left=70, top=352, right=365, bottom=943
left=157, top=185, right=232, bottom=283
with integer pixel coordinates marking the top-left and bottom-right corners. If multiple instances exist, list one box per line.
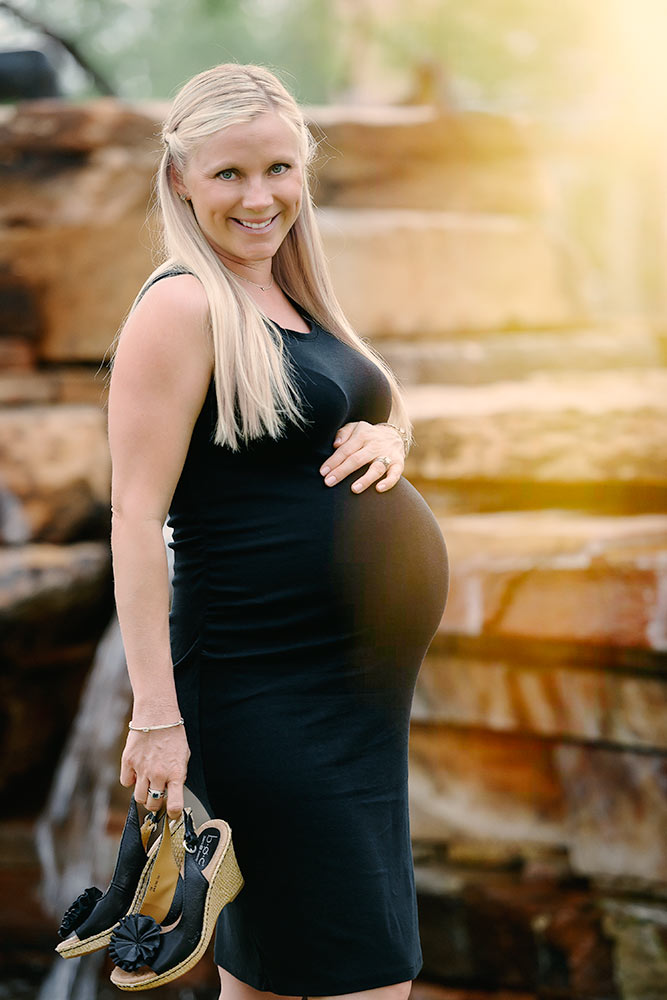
left=157, top=274, right=449, bottom=995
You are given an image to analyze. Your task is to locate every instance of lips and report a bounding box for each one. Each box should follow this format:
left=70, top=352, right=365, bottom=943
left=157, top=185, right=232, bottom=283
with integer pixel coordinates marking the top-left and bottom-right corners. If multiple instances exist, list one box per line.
left=232, top=215, right=278, bottom=231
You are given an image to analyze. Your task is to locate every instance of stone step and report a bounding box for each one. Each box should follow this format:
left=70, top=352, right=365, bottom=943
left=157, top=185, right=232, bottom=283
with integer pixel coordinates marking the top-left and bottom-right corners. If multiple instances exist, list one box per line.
left=2, top=206, right=584, bottom=362
left=414, top=861, right=618, bottom=998
left=0, top=404, right=110, bottom=543
left=432, top=510, right=667, bottom=651
left=0, top=100, right=545, bottom=215
left=415, top=649, right=667, bottom=752
left=0, top=367, right=109, bottom=405
left=0, top=541, right=111, bottom=633
left=307, top=105, right=546, bottom=214
left=0, top=542, right=113, bottom=808
left=2, top=218, right=154, bottom=363
left=408, top=724, right=667, bottom=885
left=404, top=370, right=667, bottom=495
left=0, top=99, right=569, bottom=362
left=373, top=323, right=666, bottom=383
left=320, top=208, right=584, bottom=340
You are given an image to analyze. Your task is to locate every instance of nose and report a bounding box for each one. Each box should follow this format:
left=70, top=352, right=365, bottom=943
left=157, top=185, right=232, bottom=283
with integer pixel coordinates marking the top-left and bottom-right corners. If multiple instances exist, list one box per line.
left=241, top=176, right=273, bottom=213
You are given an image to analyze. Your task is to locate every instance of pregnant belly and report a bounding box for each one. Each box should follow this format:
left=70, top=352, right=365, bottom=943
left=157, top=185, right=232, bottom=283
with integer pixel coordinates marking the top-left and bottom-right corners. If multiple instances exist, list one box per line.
left=330, top=475, right=449, bottom=655
left=172, top=475, right=448, bottom=673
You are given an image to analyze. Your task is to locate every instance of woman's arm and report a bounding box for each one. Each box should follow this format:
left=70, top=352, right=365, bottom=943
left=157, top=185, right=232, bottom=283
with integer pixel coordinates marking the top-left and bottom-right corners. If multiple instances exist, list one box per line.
left=108, top=274, right=212, bottom=818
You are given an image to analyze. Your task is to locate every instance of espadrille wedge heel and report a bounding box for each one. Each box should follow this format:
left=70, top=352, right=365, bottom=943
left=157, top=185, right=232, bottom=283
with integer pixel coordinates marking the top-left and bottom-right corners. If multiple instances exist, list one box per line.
left=55, top=800, right=184, bottom=960
left=109, top=808, right=244, bottom=991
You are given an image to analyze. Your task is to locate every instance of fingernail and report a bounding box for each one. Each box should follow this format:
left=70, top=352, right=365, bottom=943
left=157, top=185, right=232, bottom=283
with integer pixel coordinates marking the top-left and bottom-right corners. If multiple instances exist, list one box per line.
left=334, top=438, right=341, bottom=445
left=352, top=483, right=362, bottom=492
left=321, top=466, right=330, bottom=475
left=325, top=474, right=336, bottom=485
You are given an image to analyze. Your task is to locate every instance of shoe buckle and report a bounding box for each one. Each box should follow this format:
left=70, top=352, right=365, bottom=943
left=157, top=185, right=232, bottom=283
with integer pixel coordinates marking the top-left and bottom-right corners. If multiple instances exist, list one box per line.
left=182, top=807, right=198, bottom=853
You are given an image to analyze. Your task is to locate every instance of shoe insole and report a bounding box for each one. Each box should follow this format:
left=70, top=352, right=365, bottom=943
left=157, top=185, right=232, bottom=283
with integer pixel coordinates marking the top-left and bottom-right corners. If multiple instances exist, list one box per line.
left=193, top=829, right=221, bottom=870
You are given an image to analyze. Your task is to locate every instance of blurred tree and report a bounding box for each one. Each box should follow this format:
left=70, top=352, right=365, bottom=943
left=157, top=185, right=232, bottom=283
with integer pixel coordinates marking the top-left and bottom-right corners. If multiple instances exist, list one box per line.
left=363, top=0, right=600, bottom=112
left=0, top=0, right=347, bottom=102
left=0, top=0, right=116, bottom=94
left=0, top=0, right=604, bottom=112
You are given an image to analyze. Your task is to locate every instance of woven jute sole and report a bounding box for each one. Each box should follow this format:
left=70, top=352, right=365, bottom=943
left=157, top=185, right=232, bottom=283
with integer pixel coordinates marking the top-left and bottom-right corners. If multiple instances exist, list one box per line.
left=55, top=814, right=185, bottom=960
left=110, top=827, right=244, bottom=991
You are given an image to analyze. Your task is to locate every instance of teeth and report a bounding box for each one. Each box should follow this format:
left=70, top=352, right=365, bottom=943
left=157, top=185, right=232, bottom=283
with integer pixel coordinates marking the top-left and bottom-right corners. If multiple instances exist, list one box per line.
left=237, top=217, right=274, bottom=229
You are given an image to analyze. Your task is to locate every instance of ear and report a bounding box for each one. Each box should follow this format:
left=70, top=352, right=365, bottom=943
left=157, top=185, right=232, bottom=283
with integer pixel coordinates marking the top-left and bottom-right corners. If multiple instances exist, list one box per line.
left=169, top=161, right=190, bottom=201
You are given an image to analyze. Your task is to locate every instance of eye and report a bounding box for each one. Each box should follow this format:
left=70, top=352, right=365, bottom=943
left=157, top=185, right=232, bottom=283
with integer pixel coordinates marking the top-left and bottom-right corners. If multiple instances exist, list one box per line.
left=269, top=163, right=290, bottom=175
left=217, top=168, right=237, bottom=180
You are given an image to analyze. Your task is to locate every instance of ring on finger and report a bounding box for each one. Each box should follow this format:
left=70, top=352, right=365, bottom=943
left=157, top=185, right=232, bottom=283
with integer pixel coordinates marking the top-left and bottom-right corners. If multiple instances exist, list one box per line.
left=375, top=455, right=392, bottom=469
left=147, top=787, right=166, bottom=800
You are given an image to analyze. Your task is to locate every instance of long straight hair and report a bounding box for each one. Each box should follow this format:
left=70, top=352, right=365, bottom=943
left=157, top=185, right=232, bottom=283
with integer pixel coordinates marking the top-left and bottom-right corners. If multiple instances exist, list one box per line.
left=120, top=63, right=413, bottom=452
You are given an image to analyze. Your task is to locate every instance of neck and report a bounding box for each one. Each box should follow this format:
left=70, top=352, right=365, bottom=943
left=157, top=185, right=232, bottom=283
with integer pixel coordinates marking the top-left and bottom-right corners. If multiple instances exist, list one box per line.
left=212, top=249, right=273, bottom=288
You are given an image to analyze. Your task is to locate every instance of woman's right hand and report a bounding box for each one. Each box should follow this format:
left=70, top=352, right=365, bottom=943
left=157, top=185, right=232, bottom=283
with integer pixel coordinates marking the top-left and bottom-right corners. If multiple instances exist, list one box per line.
left=120, top=725, right=191, bottom=820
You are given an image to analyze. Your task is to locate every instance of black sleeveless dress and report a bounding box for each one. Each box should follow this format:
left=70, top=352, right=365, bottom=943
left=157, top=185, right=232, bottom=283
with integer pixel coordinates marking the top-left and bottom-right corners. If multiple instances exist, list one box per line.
left=158, top=275, right=449, bottom=995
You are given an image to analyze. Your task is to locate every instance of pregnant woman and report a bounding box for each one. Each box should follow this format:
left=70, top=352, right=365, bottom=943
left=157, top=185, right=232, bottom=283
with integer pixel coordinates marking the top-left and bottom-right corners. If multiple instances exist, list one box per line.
left=108, top=63, right=449, bottom=1000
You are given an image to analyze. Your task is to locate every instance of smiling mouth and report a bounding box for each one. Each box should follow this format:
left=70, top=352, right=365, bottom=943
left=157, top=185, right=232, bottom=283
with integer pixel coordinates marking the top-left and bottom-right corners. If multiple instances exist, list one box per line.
left=232, top=215, right=278, bottom=231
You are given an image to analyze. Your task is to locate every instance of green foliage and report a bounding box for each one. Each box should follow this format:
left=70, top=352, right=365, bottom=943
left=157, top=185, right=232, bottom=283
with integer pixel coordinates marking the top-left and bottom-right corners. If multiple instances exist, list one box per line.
left=9, top=0, right=347, bottom=102
left=6, top=0, right=602, bottom=109
left=371, top=0, right=600, bottom=110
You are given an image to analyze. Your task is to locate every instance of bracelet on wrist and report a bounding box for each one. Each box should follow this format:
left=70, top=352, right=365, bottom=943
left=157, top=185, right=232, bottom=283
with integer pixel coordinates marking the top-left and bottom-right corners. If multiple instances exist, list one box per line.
left=378, top=421, right=410, bottom=456
left=128, top=717, right=185, bottom=733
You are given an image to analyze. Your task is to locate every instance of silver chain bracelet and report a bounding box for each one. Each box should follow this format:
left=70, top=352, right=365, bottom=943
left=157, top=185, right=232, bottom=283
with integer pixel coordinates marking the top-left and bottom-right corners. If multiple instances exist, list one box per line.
left=378, top=421, right=410, bottom=456
left=128, top=717, right=185, bottom=733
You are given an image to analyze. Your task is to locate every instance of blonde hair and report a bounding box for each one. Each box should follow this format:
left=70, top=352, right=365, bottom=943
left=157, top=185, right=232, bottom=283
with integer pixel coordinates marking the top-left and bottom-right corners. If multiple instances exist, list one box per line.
left=120, top=63, right=413, bottom=452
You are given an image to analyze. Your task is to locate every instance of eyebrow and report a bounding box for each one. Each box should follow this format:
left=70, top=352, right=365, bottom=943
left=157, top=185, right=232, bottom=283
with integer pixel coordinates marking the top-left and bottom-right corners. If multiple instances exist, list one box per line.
left=203, top=154, right=297, bottom=173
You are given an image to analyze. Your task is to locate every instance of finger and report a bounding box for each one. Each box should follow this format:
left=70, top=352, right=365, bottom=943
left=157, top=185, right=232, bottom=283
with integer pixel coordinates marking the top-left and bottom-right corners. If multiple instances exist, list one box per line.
left=119, top=758, right=136, bottom=787
left=165, top=779, right=184, bottom=819
left=321, top=428, right=403, bottom=480
left=321, top=423, right=365, bottom=474
left=134, top=773, right=149, bottom=806
left=351, top=458, right=399, bottom=494
left=145, top=773, right=168, bottom=810
left=376, top=468, right=402, bottom=492
left=326, top=447, right=400, bottom=487
left=320, top=438, right=358, bottom=476
left=321, top=445, right=380, bottom=485
left=332, top=422, right=358, bottom=448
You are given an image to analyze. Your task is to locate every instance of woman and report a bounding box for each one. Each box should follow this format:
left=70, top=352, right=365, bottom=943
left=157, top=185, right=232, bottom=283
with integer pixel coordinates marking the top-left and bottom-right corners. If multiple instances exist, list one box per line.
left=108, top=63, right=448, bottom=1000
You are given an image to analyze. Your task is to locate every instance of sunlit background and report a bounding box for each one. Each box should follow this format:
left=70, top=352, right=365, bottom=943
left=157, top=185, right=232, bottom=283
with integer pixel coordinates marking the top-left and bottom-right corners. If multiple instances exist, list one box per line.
left=1, top=2, right=666, bottom=999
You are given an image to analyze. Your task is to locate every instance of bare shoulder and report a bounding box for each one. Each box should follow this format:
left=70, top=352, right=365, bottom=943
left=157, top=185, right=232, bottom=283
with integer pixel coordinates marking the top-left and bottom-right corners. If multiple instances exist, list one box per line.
left=122, top=273, right=210, bottom=354
left=136, top=272, right=209, bottom=318
left=112, top=273, right=213, bottom=396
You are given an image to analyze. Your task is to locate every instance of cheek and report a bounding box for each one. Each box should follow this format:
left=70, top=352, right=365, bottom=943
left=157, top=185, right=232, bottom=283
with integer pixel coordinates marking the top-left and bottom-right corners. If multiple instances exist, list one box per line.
left=286, top=181, right=303, bottom=215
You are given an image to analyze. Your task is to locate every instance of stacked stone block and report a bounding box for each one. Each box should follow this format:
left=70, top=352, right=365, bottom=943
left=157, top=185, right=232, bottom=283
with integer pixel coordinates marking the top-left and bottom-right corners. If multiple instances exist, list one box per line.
left=318, top=109, right=667, bottom=1000
left=1, top=99, right=666, bottom=997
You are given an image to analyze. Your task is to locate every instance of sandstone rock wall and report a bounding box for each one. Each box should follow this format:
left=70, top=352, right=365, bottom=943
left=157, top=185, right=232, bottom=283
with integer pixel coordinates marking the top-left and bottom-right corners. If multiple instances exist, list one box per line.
left=1, top=99, right=666, bottom=998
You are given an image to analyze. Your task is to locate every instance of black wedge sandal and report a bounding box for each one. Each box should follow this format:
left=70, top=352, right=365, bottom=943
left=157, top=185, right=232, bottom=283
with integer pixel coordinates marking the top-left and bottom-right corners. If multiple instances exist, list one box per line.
left=109, top=807, right=244, bottom=991
left=55, top=799, right=184, bottom=959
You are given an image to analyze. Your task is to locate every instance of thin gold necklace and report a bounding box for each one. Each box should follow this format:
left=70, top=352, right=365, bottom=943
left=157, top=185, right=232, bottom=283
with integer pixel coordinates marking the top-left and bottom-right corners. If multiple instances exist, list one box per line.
left=233, top=271, right=274, bottom=292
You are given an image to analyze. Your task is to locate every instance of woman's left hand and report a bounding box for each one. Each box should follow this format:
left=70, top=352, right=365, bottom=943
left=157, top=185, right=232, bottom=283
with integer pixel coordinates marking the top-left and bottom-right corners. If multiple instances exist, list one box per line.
left=319, top=420, right=405, bottom=494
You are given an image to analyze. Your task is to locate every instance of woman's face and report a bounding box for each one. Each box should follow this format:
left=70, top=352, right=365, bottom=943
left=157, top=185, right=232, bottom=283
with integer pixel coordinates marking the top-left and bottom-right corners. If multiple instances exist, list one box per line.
left=177, top=112, right=304, bottom=270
